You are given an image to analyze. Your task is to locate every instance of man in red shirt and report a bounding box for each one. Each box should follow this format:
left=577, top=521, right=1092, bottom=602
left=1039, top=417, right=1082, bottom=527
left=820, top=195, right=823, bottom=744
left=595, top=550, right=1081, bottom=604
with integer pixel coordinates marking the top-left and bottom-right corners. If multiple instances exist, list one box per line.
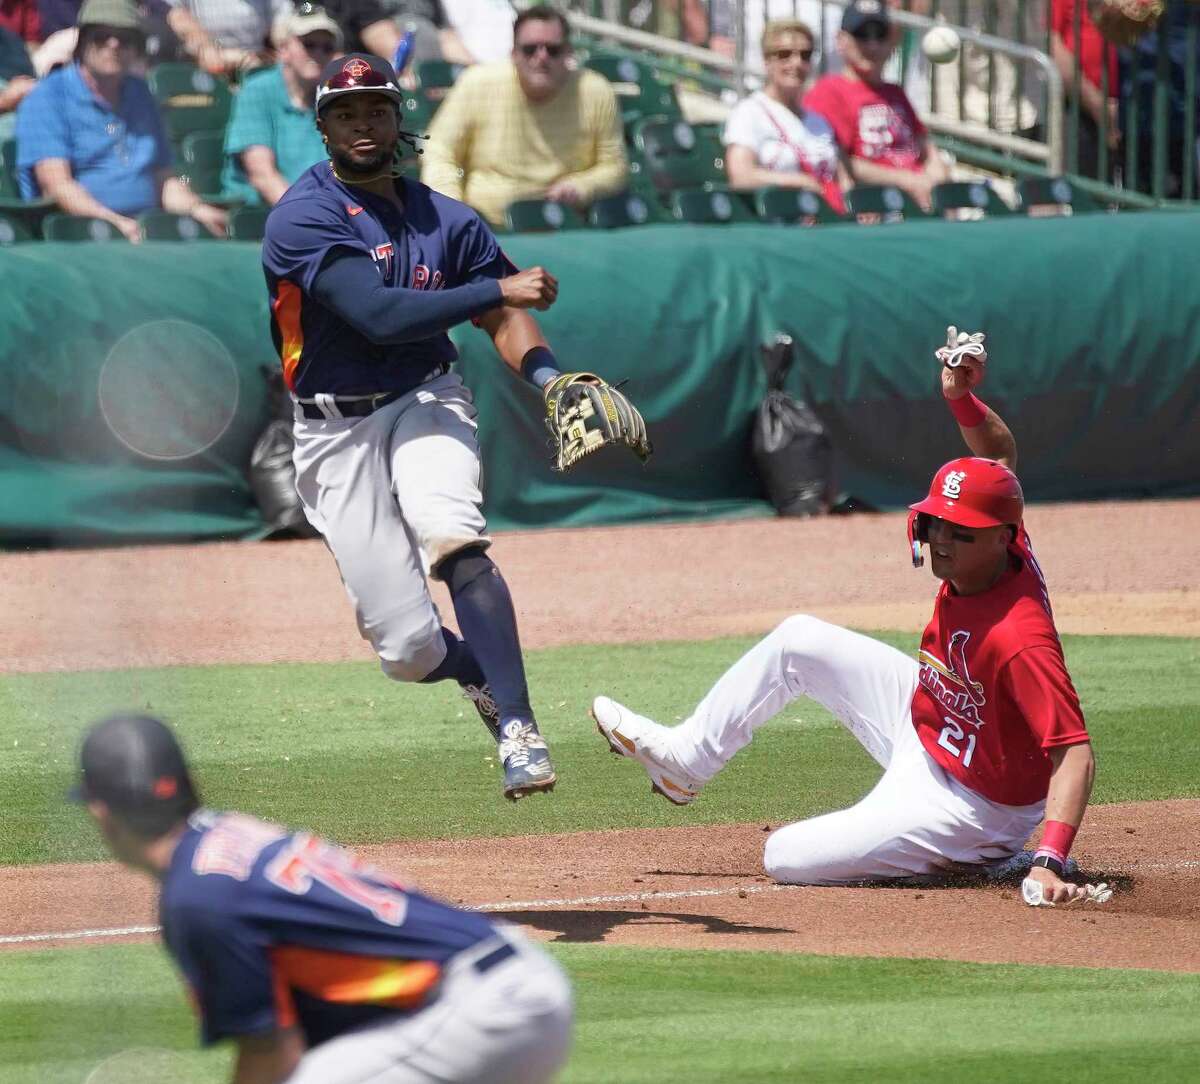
left=1050, top=0, right=1120, bottom=180
left=595, top=326, right=1108, bottom=908
left=802, top=0, right=948, bottom=211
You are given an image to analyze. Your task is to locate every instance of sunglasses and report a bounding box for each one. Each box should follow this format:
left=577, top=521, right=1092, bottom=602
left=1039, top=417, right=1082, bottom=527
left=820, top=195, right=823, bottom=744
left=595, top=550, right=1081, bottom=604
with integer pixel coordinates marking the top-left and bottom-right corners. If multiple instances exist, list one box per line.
left=87, top=26, right=142, bottom=48
left=852, top=24, right=890, bottom=43
left=518, top=41, right=567, bottom=58
left=768, top=47, right=814, bottom=62
left=916, top=514, right=976, bottom=544
left=300, top=35, right=338, bottom=55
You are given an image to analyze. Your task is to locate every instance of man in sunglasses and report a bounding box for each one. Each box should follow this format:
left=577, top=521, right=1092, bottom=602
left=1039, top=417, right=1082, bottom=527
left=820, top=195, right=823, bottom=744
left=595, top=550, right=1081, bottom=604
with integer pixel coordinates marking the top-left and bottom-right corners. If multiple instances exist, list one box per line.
left=421, top=4, right=626, bottom=227
left=596, top=325, right=1109, bottom=909
left=804, top=0, right=948, bottom=212
left=223, top=5, right=344, bottom=205
left=15, top=0, right=228, bottom=240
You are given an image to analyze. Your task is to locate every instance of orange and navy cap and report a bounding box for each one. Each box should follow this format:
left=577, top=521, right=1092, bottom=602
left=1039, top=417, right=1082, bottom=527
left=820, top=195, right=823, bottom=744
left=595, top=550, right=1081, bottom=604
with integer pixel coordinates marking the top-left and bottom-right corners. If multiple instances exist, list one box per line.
left=315, top=53, right=404, bottom=115
left=906, top=457, right=1023, bottom=567
left=68, top=714, right=199, bottom=829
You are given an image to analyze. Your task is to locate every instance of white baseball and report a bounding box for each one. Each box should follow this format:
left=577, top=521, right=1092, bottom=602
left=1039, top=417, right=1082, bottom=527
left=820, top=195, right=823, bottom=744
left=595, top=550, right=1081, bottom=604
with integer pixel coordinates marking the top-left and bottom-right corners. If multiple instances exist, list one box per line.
left=921, top=25, right=961, bottom=65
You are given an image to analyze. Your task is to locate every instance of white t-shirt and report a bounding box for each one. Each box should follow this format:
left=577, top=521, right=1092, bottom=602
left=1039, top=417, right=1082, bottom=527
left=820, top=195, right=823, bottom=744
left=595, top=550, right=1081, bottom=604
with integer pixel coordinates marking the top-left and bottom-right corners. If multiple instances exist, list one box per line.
left=164, top=0, right=290, bottom=52
left=441, top=0, right=516, bottom=63
left=722, top=90, right=839, bottom=181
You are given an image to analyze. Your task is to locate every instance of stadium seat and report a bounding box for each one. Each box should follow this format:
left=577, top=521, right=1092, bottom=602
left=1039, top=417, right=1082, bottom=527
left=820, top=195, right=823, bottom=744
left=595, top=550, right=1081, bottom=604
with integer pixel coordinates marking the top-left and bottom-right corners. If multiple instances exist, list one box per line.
left=753, top=186, right=844, bottom=225
left=0, top=212, right=32, bottom=244
left=138, top=210, right=217, bottom=241
left=931, top=180, right=1012, bottom=219
left=585, top=53, right=681, bottom=123
left=414, top=59, right=462, bottom=98
left=148, top=63, right=233, bottom=145
left=398, top=91, right=437, bottom=136
left=42, top=214, right=129, bottom=241
left=504, top=198, right=585, bottom=232
left=1016, top=176, right=1100, bottom=217
left=845, top=184, right=929, bottom=224
left=180, top=130, right=226, bottom=198
left=633, top=117, right=724, bottom=193
left=669, top=187, right=754, bottom=224
left=587, top=191, right=666, bottom=228
left=228, top=205, right=270, bottom=241
left=0, top=138, right=18, bottom=199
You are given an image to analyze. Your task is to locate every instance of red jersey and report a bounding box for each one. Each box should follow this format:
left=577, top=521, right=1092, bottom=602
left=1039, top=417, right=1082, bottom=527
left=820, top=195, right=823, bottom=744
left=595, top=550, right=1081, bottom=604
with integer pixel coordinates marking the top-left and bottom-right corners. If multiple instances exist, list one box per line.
left=803, top=75, right=926, bottom=171
left=1052, top=0, right=1118, bottom=92
left=910, top=528, right=1089, bottom=806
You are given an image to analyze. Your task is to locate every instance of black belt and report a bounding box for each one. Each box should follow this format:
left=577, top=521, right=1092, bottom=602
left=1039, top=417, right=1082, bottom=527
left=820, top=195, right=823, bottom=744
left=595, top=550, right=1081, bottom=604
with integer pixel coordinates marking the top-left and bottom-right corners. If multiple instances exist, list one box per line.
left=297, top=366, right=449, bottom=420
left=471, top=940, right=517, bottom=974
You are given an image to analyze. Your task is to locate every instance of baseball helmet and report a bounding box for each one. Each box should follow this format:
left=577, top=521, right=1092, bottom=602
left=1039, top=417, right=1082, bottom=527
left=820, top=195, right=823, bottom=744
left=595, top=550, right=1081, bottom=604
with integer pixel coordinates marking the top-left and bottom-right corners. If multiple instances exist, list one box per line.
left=906, top=456, right=1023, bottom=567
left=315, top=53, right=404, bottom=115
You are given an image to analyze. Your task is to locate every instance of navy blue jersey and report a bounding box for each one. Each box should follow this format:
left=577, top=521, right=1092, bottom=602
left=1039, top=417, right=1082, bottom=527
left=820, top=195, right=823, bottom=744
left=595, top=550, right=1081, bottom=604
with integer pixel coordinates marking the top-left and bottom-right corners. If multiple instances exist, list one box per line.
left=262, top=163, right=517, bottom=398
left=160, top=811, right=499, bottom=1049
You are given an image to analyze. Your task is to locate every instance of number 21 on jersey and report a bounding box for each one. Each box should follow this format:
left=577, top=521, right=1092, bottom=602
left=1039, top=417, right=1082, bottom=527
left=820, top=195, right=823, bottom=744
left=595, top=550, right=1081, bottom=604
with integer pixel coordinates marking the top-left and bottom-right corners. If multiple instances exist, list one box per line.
left=266, top=834, right=409, bottom=926
left=938, top=716, right=977, bottom=767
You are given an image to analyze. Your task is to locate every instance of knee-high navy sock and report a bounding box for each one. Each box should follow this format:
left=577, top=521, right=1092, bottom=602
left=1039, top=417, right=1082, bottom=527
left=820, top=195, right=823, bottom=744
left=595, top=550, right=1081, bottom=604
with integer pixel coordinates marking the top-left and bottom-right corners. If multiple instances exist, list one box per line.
left=418, top=627, right=486, bottom=687
left=438, top=547, right=533, bottom=723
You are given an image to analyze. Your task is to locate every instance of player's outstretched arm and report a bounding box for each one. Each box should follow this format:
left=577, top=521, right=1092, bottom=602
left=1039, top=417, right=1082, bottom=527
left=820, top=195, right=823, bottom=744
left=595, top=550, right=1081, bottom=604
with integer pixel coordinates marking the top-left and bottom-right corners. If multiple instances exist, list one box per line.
left=936, top=326, right=1017, bottom=471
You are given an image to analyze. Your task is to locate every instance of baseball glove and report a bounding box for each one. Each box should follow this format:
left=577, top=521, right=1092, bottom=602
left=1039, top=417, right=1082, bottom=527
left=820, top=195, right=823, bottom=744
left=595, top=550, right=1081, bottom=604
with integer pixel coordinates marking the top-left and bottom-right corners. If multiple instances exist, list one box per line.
left=1089, top=0, right=1164, bottom=46
left=543, top=372, right=652, bottom=473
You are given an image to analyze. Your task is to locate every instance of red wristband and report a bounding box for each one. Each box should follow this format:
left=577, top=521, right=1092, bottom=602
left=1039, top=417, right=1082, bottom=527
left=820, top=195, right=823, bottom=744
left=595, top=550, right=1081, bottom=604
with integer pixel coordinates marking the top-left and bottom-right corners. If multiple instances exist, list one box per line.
left=945, top=391, right=987, bottom=428
left=1036, top=820, right=1077, bottom=863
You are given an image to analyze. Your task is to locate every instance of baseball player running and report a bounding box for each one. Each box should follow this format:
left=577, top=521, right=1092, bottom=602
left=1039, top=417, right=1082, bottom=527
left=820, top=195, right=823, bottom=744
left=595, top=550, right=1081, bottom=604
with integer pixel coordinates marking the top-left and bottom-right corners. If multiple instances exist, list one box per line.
left=71, top=713, right=574, bottom=1083
left=261, top=53, right=646, bottom=800
left=596, top=327, right=1111, bottom=907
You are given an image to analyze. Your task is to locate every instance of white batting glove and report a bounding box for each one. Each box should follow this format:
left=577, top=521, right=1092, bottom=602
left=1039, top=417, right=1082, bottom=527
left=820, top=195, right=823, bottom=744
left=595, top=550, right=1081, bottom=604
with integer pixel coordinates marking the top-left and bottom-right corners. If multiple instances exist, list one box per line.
left=1021, top=876, right=1114, bottom=907
left=935, top=325, right=987, bottom=369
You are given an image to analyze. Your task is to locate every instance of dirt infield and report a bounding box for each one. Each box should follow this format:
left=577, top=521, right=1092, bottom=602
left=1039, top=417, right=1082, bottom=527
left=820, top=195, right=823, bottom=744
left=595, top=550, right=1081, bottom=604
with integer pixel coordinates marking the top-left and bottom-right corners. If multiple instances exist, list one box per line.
left=3, top=500, right=1198, bottom=970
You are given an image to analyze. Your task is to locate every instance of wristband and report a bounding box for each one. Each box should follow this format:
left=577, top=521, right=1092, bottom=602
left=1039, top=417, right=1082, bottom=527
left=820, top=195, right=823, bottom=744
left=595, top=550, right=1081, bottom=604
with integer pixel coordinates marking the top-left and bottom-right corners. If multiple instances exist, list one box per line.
left=945, top=390, right=987, bottom=428
left=520, top=346, right=561, bottom=390
left=1031, top=853, right=1064, bottom=877
left=1037, top=819, right=1077, bottom=863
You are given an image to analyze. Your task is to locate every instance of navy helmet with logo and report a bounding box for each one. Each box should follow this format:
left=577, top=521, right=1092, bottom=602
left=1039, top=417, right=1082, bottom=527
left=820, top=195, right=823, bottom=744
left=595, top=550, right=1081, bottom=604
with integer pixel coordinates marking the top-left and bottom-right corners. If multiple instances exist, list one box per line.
left=315, top=53, right=404, bottom=115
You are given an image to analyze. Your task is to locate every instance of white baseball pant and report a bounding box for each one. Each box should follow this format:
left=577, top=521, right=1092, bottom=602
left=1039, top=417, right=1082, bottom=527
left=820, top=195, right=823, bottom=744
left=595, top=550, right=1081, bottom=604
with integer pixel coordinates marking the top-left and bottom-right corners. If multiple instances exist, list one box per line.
left=664, top=615, right=1045, bottom=884
left=292, top=373, right=490, bottom=682
left=286, top=931, right=573, bottom=1084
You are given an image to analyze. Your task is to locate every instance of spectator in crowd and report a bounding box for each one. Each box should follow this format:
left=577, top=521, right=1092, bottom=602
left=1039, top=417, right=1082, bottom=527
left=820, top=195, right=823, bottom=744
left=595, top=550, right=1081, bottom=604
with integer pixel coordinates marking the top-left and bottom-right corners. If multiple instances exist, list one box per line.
left=221, top=4, right=340, bottom=205
left=441, top=0, right=513, bottom=63
left=0, top=24, right=37, bottom=136
left=421, top=5, right=627, bottom=227
left=15, top=0, right=228, bottom=240
left=33, top=0, right=228, bottom=77
left=723, top=18, right=851, bottom=214
left=316, top=0, right=414, bottom=62
left=803, top=0, right=948, bottom=211
left=159, top=0, right=290, bottom=74
left=379, top=0, right=474, bottom=65
left=1050, top=0, right=1119, bottom=180
left=1, top=0, right=41, bottom=43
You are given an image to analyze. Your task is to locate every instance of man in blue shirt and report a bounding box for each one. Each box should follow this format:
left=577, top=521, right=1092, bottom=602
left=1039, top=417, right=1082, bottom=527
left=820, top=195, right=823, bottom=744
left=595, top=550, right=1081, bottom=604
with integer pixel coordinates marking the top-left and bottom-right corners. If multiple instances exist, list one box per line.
left=71, top=712, right=574, bottom=1083
left=15, top=0, right=227, bottom=240
left=222, top=5, right=342, bottom=206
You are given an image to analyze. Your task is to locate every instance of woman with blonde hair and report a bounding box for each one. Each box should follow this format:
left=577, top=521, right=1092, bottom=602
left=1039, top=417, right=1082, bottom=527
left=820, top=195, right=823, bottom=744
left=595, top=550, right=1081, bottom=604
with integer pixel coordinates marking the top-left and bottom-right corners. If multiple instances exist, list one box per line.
left=722, top=18, right=851, bottom=213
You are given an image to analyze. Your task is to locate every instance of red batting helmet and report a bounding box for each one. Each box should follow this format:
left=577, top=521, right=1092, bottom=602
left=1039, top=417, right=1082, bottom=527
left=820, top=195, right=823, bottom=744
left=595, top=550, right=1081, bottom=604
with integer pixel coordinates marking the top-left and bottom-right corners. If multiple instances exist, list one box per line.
left=906, top=457, right=1023, bottom=567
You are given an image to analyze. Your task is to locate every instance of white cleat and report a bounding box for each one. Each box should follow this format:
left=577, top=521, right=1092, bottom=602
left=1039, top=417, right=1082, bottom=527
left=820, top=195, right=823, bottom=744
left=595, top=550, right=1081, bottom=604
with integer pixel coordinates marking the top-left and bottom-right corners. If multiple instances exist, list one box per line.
left=591, top=695, right=703, bottom=806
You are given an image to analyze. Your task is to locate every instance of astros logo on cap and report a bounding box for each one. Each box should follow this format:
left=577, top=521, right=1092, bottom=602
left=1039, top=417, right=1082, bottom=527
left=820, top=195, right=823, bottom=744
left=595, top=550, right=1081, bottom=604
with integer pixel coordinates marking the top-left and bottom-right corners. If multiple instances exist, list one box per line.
left=343, top=58, right=370, bottom=80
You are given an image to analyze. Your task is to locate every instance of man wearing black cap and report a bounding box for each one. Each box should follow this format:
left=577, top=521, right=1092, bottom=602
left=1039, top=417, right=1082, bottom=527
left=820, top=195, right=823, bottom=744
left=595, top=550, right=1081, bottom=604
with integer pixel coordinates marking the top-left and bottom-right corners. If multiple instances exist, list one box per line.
left=804, top=0, right=948, bottom=211
left=73, top=713, right=573, bottom=1083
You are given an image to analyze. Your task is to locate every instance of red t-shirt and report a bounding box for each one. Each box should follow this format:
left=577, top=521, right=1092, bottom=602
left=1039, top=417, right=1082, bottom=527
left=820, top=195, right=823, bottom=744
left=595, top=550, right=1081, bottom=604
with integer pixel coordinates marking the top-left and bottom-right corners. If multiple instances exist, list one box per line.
left=802, top=75, right=926, bottom=172
left=0, top=0, right=40, bottom=44
left=910, top=527, right=1089, bottom=807
left=1052, top=0, right=1118, bottom=92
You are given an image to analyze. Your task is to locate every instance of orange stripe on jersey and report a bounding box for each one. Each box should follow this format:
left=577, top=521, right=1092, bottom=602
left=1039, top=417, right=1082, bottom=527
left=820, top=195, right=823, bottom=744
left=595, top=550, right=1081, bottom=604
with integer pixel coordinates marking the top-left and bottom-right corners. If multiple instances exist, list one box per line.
left=271, top=964, right=298, bottom=1029
left=269, top=946, right=441, bottom=1010
left=272, top=282, right=304, bottom=391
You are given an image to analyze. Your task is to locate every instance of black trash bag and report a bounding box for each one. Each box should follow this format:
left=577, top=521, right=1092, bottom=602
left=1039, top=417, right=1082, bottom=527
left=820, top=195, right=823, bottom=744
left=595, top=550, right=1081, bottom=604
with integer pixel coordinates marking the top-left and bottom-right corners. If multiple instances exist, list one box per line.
left=751, top=334, right=834, bottom=518
left=247, top=368, right=320, bottom=539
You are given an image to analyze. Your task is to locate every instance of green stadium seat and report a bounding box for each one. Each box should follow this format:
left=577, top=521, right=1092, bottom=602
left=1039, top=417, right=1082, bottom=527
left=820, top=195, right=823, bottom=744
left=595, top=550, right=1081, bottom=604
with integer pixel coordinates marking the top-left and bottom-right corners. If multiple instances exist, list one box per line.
left=1016, top=176, right=1100, bottom=217
left=42, top=214, right=129, bottom=241
left=398, top=91, right=437, bottom=136
left=753, top=186, right=844, bottom=225
left=669, top=187, right=754, bottom=224
left=633, top=117, right=724, bottom=193
left=931, top=180, right=1013, bottom=218
left=228, top=205, right=269, bottom=241
left=414, top=59, right=462, bottom=98
left=845, top=184, right=929, bottom=224
left=0, top=212, right=32, bottom=244
left=0, top=138, right=19, bottom=199
left=138, top=210, right=218, bottom=241
left=180, top=130, right=227, bottom=198
left=587, top=191, right=666, bottom=228
left=585, top=53, right=681, bottom=123
left=148, top=63, right=233, bottom=145
left=504, top=198, right=585, bottom=232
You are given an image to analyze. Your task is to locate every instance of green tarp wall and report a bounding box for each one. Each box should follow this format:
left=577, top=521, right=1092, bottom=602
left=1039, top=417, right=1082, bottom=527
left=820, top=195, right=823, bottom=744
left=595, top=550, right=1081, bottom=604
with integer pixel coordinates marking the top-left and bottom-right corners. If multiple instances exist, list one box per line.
left=1, top=211, right=1198, bottom=545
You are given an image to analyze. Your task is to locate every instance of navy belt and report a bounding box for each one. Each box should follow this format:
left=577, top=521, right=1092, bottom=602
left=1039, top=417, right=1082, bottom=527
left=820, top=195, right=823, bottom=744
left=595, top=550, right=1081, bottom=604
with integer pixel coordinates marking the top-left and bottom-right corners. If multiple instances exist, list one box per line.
left=471, top=941, right=517, bottom=974
left=297, top=365, right=449, bottom=420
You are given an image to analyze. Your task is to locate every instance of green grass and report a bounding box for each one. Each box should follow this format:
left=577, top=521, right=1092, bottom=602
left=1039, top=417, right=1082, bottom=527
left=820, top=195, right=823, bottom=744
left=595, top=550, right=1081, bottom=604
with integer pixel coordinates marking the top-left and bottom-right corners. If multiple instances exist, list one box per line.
left=1, top=633, right=1197, bottom=865
left=2, top=942, right=1197, bottom=1084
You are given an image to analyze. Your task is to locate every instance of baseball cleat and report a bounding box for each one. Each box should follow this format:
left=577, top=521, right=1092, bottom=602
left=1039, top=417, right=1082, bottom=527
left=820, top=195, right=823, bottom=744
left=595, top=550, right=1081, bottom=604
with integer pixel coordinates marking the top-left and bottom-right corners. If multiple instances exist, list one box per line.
left=461, top=683, right=501, bottom=741
left=498, top=719, right=556, bottom=801
left=591, top=695, right=702, bottom=806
